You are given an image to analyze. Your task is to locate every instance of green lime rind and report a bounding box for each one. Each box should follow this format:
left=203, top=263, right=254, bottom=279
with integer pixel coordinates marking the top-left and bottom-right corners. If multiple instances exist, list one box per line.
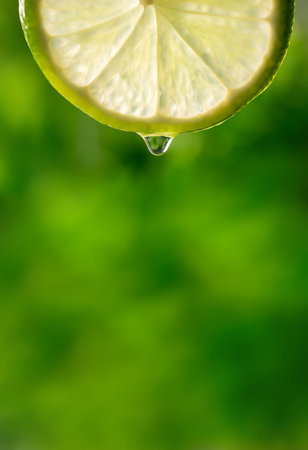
left=19, top=0, right=295, bottom=136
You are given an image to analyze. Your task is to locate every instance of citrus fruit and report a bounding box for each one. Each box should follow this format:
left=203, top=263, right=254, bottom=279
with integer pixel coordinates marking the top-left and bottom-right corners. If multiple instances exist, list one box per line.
left=19, top=0, right=294, bottom=153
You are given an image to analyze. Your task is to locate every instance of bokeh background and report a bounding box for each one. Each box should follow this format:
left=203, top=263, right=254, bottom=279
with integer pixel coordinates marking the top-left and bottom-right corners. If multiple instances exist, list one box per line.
left=0, top=2, right=307, bottom=450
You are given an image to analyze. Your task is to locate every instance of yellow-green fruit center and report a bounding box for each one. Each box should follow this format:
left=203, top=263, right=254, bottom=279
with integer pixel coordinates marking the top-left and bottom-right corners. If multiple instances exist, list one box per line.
left=140, top=0, right=154, bottom=5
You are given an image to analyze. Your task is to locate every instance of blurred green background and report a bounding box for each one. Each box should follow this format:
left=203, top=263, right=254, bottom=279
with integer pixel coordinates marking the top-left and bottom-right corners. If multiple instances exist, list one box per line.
left=0, top=2, right=307, bottom=450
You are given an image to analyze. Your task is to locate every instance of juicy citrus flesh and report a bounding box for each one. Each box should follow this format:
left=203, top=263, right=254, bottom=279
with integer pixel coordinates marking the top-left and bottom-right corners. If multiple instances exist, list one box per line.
left=20, top=0, right=294, bottom=135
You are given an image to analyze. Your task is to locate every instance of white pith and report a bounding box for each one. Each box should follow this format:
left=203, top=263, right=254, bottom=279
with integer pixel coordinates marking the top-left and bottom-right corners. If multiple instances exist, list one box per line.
left=40, top=0, right=274, bottom=120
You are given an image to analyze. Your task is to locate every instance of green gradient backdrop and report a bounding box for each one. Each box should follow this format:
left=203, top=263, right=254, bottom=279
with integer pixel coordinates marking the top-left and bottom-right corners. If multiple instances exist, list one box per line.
left=0, top=2, right=307, bottom=450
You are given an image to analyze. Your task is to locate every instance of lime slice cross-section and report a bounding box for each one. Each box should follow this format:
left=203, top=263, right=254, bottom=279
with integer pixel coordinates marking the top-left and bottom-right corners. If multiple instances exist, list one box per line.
left=20, top=0, right=294, bottom=139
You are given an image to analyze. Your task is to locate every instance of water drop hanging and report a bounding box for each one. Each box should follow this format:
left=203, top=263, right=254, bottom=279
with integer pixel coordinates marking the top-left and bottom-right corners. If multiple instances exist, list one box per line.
left=142, top=136, right=173, bottom=156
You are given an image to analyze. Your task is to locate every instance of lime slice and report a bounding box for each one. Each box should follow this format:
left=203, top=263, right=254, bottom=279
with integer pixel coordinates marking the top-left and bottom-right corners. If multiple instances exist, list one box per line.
left=20, top=0, right=294, bottom=154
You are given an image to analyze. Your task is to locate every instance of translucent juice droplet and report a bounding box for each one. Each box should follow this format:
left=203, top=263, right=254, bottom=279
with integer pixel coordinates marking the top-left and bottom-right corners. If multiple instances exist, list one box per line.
left=143, top=136, right=173, bottom=156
